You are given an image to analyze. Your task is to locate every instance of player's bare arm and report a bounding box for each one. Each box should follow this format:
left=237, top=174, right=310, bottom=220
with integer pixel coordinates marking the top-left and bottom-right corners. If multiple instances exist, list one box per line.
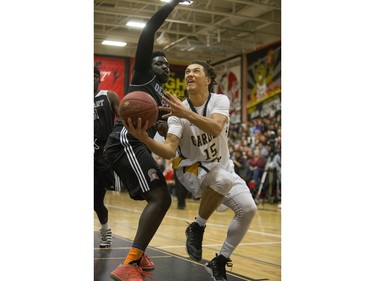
left=185, top=112, right=227, bottom=137
left=160, top=92, right=227, bottom=137
left=124, top=117, right=180, bottom=159
left=107, top=90, right=120, bottom=117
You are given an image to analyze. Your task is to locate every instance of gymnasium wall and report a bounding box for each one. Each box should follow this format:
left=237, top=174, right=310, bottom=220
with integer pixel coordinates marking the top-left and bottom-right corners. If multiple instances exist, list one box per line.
left=94, top=40, right=281, bottom=123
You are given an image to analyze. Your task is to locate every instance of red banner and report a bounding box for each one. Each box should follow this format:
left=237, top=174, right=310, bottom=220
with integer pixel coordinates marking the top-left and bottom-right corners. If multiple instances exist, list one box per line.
left=94, top=55, right=126, bottom=100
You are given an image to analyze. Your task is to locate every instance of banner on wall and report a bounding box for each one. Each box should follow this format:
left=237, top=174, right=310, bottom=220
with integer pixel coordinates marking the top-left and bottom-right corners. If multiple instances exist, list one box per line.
left=164, top=64, right=187, bottom=101
left=248, top=91, right=281, bottom=120
left=214, top=56, right=242, bottom=124
left=94, top=55, right=126, bottom=100
left=247, top=42, right=281, bottom=111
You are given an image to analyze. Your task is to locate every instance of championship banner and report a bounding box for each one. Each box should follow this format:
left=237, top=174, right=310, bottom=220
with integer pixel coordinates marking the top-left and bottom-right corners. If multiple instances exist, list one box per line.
left=94, top=55, right=126, bottom=100
left=247, top=41, right=281, bottom=111
left=214, top=56, right=242, bottom=124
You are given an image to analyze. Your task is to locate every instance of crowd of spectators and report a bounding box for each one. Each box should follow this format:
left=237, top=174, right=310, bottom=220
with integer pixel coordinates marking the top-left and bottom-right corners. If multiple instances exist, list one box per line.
left=228, top=112, right=281, bottom=203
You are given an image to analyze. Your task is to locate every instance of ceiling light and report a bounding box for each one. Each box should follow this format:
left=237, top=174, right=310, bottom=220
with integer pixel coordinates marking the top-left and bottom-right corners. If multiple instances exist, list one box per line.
left=126, top=21, right=146, bottom=28
left=160, top=0, right=193, bottom=5
left=102, top=40, right=127, bottom=47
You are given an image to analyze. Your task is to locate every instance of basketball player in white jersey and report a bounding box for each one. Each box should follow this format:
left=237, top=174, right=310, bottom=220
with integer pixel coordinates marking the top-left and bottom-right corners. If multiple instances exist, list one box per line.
left=124, top=60, right=257, bottom=281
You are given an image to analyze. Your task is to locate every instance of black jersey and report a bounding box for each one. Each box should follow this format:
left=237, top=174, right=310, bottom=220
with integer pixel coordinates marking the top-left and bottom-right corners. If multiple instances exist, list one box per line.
left=105, top=2, right=176, bottom=192
left=107, top=77, right=169, bottom=164
left=94, top=90, right=116, bottom=148
left=106, top=2, right=176, bottom=157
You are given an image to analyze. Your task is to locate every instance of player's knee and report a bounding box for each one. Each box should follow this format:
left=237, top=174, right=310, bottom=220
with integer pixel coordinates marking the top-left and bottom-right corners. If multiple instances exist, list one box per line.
left=148, top=185, right=172, bottom=212
left=245, top=200, right=257, bottom=219
left=229, top=193, right=257, bottom=223
left=240, top=197, right=257, bottom=222
left=162, top=191, right=172, bottom=211
left=210, top=172, right=234, bottom=196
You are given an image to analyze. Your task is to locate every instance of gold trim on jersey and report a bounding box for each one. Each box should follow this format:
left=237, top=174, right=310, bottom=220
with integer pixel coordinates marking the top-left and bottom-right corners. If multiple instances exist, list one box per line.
left=172, top=156, right=183, bottom=170
left=183, top=162, right=200, bottom=176
left=172, top=156, right=201, bottom=176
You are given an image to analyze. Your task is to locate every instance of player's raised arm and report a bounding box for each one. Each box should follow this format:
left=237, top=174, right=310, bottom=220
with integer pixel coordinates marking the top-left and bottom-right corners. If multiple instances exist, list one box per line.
left=132, top=0, right=187, bottom=83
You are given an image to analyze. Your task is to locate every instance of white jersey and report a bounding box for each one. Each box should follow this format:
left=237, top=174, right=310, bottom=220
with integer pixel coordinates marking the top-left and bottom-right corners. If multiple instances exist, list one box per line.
left=168, top=93, right=231, bottom=173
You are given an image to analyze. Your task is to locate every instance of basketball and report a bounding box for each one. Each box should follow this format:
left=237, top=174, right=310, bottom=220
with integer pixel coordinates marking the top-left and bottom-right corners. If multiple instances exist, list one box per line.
left=119, top=91, right=159, bottom=129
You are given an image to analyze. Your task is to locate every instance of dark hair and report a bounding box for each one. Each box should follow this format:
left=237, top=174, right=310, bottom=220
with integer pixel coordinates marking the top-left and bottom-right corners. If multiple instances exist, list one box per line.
left=94, top=66, right=100, bottom=75
left=191, top=59, right=217, bottom=93
left=152, top=51, right=166, bottom=59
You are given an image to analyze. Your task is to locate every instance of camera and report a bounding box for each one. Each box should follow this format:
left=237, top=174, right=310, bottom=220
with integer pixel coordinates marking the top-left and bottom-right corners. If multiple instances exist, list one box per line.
left=268, top=131, right=276, bottom=155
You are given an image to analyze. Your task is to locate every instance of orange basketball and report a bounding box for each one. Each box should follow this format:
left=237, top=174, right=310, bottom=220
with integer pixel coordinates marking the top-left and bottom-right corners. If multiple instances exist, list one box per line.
left=119, top=91, right=159, bottom=129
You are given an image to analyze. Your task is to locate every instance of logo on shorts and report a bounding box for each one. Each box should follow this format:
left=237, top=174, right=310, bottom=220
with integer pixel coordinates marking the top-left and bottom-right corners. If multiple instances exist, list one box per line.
left=148, top=168, right=159, bottom=182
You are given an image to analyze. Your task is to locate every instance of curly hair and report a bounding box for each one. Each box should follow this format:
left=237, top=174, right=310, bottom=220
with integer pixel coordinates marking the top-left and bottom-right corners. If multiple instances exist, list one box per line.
left=152, top=51, right=167, bottom=59
left=191, top=59, right=217, bottom=93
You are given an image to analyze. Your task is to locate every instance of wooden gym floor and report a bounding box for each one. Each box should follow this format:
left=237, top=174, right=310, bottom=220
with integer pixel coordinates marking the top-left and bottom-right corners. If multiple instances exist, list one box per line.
left=94, top=191, right=281, bottom=281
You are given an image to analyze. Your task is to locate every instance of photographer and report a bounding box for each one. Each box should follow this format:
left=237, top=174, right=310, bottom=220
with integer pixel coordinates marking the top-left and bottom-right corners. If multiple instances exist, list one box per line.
left=265, top=131, right=281, bottom=203
left=248, top=148, right=266, bottom=190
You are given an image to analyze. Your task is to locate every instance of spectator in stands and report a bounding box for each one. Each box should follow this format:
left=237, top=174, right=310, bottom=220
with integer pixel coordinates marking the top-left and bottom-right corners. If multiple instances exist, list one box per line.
left=248, top=148, right=266, bottom=188
left=257, top=141, right=269, bottom=158
left=266, top=148, right=281, bottom=203
left=232, top=151, right=251, bottom=183
left=254, top=118, right=265, bottom=134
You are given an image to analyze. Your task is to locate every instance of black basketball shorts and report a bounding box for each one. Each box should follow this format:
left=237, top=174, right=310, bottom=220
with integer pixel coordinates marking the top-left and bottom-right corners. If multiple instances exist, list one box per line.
left=105, top=143, right=167, bottom=200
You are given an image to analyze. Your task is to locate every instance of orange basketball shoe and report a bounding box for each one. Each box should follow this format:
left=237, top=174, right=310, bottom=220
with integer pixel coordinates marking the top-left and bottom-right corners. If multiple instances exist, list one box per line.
left=110, top=263, right=152, bottom=281
left=140, top=254, right=155, bottom=271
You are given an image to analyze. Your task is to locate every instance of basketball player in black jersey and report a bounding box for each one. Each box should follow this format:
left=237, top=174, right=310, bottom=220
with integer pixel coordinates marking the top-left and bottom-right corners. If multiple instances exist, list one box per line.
left=94, top=66, right=120, bottom=248
left=105, top=1, right=188, bottom=280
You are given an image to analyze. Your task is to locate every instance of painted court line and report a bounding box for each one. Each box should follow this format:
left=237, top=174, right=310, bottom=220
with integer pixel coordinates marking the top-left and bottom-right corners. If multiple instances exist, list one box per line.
left=108, top=204, right=281, bottom=238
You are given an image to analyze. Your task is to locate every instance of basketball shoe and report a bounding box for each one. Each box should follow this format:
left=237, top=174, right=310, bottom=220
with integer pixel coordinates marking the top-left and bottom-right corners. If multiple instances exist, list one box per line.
left=140, top=254, right=154, bottom=271
left=185, top=222, right=205, bottom=261
left=205, top=253, right=233, bottom=281
left=99, top=228, right=112, bottom=248
left=110, top=263, right=152, bottom=281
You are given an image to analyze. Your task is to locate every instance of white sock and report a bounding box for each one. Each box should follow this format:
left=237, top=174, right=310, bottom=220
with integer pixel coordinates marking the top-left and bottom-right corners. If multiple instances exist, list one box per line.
left=101, top=222, right=109, bottom=230
left=194, top=215, right=207, bottom=227
left=219, top=241, right=234, bottom=259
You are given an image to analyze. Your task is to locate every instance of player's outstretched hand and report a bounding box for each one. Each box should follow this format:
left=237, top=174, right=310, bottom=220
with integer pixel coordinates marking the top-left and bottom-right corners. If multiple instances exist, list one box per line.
left=160, top=91, right=190, bottom=119
left=123, top=117, right=150, bottom=142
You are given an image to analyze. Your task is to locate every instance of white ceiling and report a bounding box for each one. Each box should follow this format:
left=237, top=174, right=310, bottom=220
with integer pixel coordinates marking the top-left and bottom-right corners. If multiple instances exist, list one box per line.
left=94, top=0, right=281, bottom=64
